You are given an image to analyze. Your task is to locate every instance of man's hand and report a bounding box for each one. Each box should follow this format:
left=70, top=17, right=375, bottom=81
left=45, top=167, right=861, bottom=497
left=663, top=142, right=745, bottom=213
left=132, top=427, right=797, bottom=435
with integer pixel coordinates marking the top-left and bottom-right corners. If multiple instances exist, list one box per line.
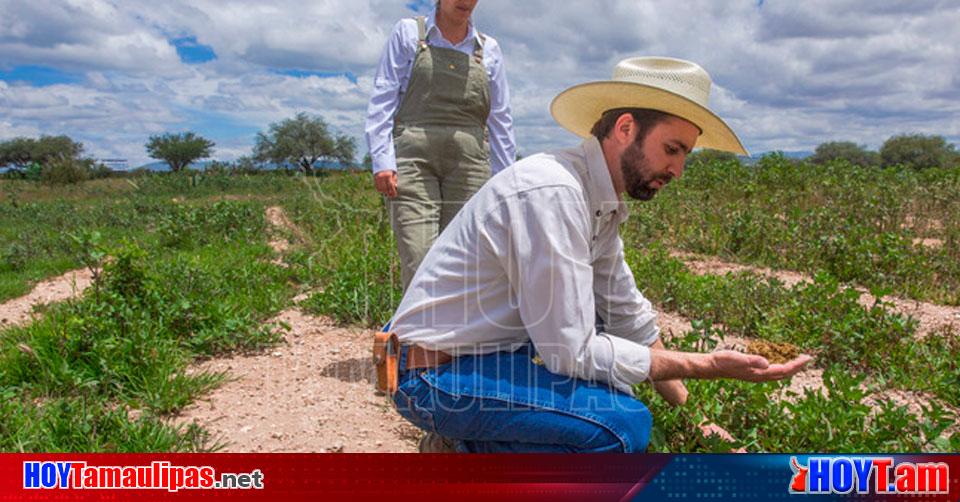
left=649, top=347, right=813, bottom=382
left=710, top=350, right=812, bottom=382
left=374, top=170, right=398, bottom=198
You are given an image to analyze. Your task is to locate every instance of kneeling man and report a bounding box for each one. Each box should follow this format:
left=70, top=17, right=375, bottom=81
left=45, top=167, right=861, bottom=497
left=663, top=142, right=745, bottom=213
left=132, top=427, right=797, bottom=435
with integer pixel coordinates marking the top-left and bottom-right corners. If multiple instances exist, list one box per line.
left=382, top=56, right=811, bottom=453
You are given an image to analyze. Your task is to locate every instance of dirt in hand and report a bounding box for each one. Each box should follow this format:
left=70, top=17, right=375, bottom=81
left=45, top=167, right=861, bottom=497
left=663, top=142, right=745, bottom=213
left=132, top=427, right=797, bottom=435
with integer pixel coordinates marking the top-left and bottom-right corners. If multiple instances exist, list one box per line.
left=745, top=340, right=801, bottom=364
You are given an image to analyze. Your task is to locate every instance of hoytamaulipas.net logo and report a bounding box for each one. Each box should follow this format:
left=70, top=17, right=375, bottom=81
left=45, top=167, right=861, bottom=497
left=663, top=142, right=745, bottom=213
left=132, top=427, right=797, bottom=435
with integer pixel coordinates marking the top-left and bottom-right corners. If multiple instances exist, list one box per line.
left=24, top=461, right=264, bottom=492
left=789, top=456, right=948, bottom=495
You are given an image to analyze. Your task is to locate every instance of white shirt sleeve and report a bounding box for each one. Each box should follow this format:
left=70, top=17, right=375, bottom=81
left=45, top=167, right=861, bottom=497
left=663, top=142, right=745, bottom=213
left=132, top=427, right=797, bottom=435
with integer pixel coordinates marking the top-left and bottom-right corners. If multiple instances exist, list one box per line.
left=364, top=20, right=414, bottom=175
left=592, top=233, right=660, bottom=346
left=482, top=38, right=516, bottom=175
left=485, top=186, right=655, bottom=395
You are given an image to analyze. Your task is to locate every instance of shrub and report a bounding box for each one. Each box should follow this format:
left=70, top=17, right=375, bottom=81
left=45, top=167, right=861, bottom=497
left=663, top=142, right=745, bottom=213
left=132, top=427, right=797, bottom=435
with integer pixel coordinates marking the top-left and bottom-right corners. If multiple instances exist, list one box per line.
left=40, top=157, right=92, bottom=185
left=685, top=148, right=741, bottom=168
left=810, top=141, right=879, bottom=167
left=880, top=133, right=957, bottom=169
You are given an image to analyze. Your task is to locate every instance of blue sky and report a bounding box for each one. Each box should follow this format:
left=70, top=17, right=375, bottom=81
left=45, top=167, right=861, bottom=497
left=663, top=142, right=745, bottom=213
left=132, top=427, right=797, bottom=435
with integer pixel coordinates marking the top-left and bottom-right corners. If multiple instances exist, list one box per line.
left=0, top=65, right=84, bottom=86
left=173, top=37, right=217, bottom=64
left=1, top=0, right=958, bottom=166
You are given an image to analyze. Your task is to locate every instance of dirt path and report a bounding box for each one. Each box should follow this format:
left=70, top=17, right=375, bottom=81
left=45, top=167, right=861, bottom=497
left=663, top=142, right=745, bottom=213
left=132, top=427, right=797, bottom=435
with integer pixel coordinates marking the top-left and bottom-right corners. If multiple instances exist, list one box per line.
left=670, top=251, right=960, bottom=338
left=265, top=205, right=309, bottom=253
left=175, top=309, right=419, bottom=452
left=175, top=206, right=419, bottom=452
left=0, top=269, right=93, bottom=327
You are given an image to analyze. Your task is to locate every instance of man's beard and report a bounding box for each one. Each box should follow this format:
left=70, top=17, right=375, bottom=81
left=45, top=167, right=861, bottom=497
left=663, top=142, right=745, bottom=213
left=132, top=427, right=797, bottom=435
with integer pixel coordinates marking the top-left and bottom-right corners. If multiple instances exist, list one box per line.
left=620, top=141, right=671, bottom=201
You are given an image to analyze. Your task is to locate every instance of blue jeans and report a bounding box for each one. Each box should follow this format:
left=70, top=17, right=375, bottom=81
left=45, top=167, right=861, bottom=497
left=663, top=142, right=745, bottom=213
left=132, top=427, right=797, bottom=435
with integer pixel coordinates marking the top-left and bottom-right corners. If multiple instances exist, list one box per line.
left=392, top=343, right=652, bottom=453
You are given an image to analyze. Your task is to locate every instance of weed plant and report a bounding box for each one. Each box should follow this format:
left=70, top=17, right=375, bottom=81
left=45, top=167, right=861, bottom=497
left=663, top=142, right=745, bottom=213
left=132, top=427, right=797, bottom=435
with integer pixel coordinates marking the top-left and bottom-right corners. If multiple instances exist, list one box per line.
left=0, top=180, right=276, bottom=301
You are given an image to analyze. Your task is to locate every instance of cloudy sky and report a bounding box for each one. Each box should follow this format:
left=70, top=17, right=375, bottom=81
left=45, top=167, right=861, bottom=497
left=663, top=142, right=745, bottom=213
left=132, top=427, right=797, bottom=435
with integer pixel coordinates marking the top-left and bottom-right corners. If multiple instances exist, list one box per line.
left=1, top=0, right=958, bottom=166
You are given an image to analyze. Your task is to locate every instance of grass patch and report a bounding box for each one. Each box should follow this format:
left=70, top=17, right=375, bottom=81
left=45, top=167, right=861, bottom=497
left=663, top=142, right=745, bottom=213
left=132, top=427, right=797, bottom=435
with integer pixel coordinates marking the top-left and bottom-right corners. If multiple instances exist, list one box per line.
left=1, top=219, right=293, bottom=450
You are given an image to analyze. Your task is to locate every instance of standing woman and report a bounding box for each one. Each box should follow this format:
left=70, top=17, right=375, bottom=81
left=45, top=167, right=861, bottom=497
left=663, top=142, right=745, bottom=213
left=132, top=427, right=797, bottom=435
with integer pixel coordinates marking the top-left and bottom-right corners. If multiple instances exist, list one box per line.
left=365, top=0, right=516, bottom=290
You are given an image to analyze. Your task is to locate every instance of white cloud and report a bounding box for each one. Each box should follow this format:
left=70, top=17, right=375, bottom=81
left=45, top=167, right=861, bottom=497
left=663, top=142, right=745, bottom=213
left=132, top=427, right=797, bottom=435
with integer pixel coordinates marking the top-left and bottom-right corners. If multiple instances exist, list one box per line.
left=0, top=0, right=182, bottom=73
left=1, top=0, right=958, bottom=165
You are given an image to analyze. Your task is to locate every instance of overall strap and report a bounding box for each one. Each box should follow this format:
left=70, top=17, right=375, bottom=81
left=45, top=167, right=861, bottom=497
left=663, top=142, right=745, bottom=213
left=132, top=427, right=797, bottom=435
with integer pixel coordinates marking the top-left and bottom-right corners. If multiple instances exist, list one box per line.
left=473, top=31, right=485, bottom=63
left=415, top=16, right=428, bottom=51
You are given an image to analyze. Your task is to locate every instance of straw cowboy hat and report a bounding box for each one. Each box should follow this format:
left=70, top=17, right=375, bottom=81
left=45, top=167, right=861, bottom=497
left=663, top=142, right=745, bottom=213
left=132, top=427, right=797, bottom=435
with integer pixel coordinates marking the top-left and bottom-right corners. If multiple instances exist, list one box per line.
left=550, top=56, right=747, bottom=155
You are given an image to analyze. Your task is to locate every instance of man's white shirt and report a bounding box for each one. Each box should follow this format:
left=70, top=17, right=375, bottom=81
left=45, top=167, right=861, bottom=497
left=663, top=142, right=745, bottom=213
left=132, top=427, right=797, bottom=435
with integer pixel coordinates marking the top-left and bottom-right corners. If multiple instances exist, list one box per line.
left=390, top=137, right=661, bottom=395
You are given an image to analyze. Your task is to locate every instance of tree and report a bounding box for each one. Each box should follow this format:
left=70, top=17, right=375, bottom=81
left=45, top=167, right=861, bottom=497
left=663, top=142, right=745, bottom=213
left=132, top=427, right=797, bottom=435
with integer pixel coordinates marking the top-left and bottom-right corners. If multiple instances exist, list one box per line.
left=0, top=138, right=35, bottom=169
left=145, top=132, right=214, bottom=172
left=0, top=135, right=85, bottom=173
left=879, top=134, right=956, bottom=169
left=33, top=135, right=84, bottom=163
left=253, top=112, right=356, bottom=174
left=810, top=141, right=879, bottom=167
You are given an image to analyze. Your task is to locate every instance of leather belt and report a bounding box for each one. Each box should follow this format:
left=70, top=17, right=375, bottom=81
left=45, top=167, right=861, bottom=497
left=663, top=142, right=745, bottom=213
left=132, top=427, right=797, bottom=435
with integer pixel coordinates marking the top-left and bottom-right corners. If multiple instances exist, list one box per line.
left=374, top=331, right=453, bottom=396
left=405, top=344, right=453, bottom=369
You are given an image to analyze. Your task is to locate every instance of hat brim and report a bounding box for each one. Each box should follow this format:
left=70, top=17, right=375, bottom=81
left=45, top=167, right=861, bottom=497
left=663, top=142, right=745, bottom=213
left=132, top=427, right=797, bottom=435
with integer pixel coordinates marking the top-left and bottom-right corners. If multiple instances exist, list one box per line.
left=550, top=81, right=748, bottom=155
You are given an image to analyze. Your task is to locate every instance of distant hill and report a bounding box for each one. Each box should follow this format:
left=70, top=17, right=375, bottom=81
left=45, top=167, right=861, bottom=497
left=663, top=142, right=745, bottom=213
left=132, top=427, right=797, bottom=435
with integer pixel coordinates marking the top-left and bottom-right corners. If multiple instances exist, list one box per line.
left=129, top=159, right=353, bottom=172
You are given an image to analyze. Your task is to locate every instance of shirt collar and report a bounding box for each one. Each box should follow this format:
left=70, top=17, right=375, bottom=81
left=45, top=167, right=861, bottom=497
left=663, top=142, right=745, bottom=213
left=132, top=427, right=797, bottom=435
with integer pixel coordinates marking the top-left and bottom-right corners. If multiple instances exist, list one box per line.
left=582, top=136, right=628, bottom=221
left=427, top=8, right=481, bottom=47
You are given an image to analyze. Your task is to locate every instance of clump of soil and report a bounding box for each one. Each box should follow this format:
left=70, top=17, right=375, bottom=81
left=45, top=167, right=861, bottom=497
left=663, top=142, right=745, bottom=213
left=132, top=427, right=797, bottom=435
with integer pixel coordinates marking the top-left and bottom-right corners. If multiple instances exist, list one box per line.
left=746, top=340, right=801, bottom=364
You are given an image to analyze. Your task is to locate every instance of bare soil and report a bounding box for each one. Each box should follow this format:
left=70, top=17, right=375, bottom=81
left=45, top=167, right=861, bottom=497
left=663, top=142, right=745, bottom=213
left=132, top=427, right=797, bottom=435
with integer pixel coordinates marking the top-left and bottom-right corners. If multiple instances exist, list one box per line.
left=265, top=205, right=309, bottom=250
left=913, top=237, right=944, bottom=250
left=670, top=250, right=810, bottom=288
left=902, top=215, right=944, bottom=233
left=0, top=269, right=93, bottom=327
left=174, top=309, right=419, bottom=452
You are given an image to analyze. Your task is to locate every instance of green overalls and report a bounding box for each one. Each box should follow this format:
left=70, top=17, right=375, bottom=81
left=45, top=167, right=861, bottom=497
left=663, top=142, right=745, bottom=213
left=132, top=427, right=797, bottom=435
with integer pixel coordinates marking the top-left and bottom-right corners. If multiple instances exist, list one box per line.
left=389, top=16, right=492, bottom=290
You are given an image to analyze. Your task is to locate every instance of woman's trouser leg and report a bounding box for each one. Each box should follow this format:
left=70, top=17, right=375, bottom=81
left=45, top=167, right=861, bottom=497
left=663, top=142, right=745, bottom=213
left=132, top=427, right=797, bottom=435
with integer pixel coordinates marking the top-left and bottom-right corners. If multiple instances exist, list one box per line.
left=389, top=129, right=442, bottom=291
left=437, top=128, right=491, bottom=230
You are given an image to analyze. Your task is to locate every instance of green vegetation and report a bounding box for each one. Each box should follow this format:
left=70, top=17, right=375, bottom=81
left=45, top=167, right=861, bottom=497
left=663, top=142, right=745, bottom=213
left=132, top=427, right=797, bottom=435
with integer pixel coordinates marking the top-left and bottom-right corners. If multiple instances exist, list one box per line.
left=2, top=149, right=958, bottom=452
left=627, top=245, right=959, bottom=404
left=1, top=173, right=298, bottom=451
left=0, top=135, right=112, bottom=185
left=0, top=135, right=84, bottom=172
left=289, top=174, right=400, bottom=326
left=632, top=155, right=960, bottom=304
left=803, top=134, right=957, bottom=169
left=684, top=148, right=741, bottom=168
